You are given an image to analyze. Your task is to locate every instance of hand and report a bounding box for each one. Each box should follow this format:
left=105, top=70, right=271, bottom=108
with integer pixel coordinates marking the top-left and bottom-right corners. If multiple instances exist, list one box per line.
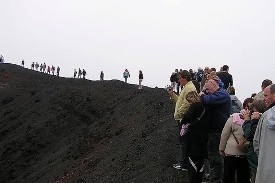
left=219, top=150, right=225, bottom=157
left=251, top=112, right=262, bottom=120
left=199, top=91, right=205, bottom=96
left=167, top=88, right=174, bottom=96
left=241, top=109, right=250, bottom=121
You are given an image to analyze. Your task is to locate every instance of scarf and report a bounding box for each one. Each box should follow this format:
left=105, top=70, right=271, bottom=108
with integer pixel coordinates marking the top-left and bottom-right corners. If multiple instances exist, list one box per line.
left=232, top=113, right=244, bottom=126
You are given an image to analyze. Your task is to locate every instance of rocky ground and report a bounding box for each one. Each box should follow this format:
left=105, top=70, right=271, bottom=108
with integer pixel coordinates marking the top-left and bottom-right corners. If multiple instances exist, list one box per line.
left=0, top=64, right=190, bottom=183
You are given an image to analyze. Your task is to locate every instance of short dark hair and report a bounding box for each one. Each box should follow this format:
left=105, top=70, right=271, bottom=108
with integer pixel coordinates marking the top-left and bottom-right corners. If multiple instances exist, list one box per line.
left=222, top=65, right=229, bottom=71
left=261, top=79, right=273, bottom=88
left=179, top=70, right=191, bottom=81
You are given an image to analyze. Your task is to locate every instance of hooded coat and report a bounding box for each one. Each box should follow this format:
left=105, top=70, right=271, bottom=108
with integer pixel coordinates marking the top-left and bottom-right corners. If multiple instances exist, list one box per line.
left=253, top=105, right=275, bottom=183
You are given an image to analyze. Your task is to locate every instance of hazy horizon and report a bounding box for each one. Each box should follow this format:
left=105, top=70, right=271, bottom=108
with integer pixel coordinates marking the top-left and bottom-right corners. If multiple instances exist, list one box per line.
left=1, top=0, right=275, bottom=102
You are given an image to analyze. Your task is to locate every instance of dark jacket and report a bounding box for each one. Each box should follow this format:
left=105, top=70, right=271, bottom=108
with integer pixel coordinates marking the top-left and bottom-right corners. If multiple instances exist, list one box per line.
left=200, top=88, right=231, bottom=133
left=139, top=73, right=143, bottom=79
left=242, top=119, right=259, bottom=173
left=217, top=71, right=233, bottom=89
left=181, top=102, right=210, bottom=158
left=170, top=73, right=177, bottom=82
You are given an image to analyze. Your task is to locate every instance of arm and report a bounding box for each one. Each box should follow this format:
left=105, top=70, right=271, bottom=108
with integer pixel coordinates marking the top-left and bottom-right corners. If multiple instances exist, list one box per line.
left=169, top=91, right=178, bottom=103
left=219, top=117, right=233, bottom=151
left=201, top=90, right=229, bottom=106
left=230, top=75, right=233, bottom=86
left=180, top=104, right=196, bottom=124
left=253, top=116, right=264, bottom=155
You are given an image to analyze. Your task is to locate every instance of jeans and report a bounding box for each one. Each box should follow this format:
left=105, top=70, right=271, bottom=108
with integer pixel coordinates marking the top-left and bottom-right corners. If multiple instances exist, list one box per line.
left=208, top=133, right=223, bottom=183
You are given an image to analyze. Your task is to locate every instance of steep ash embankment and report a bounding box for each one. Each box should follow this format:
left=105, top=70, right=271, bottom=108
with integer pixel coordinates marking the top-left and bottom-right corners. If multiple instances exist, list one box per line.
left=0, top=64, right=188, bottom=183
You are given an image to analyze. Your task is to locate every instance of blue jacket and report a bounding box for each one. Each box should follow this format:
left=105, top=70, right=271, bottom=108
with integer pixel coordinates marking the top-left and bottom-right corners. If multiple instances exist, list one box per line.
left=200, top=88, right=231, bottom=133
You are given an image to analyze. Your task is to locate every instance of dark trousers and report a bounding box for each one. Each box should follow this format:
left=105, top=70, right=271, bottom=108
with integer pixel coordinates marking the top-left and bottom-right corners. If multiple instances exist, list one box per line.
left=223, top=156, right=250, bottom=183
left=188, top=157, right=204, bottom=183
left=208, top=133, right=223, bottom=183
left=178, top=123, right=188, bottom=168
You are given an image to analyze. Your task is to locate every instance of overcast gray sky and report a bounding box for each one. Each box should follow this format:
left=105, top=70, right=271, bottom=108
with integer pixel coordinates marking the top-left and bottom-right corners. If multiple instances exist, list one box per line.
left=1, top=0, right=274, bottom=102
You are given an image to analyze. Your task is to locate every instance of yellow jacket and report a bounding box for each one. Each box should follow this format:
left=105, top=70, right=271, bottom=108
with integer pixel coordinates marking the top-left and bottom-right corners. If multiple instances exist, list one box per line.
left=171, top=81, right=196, bottom=121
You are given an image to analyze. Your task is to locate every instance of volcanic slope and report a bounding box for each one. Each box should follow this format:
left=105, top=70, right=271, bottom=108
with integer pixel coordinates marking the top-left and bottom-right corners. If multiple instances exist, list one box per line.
left=0, top=64, right=189, bottom=183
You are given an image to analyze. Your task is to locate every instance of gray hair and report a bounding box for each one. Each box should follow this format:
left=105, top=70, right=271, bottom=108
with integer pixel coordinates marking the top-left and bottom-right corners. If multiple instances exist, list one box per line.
left=270, top=84, right=275, bottom=94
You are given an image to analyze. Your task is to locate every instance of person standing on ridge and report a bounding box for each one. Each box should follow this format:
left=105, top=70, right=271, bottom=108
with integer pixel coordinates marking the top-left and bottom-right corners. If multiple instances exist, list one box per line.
left=138, top=70, right=143, bottom=89
left=51, top=65, right=55, bottom=75
left=123, top=69, right=130, bottom=83
left=100, top=71, right=104, bottom=80
left=199, top=79, right=231, bottom=183
left=82, top=69, right=86, bottom=79
left=167, top=70, right=196, bottom=171
left=78, top=68, right=82, bottom=78
left=74, top=69, right=77, bottom=78
left=56, top=66, right=60, bottom=77
left=21, top=60, right=24, bottom=67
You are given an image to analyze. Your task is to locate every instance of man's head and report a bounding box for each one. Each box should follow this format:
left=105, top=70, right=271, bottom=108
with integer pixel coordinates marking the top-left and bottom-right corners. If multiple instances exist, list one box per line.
left=204, top=79, right=219, bottom=94
left=204, top=67, right=211, bottom=74
left=178, top=70, right=191, bottom=86
left=263, top=84, right=275, bottom=107
left=261, top=79, right=273, bottom=91
left=222, top=65, right=229, bottom=72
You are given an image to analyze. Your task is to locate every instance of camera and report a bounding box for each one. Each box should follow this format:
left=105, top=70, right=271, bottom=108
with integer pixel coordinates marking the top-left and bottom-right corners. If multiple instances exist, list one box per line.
left=165, top=85, right=173, bottom=91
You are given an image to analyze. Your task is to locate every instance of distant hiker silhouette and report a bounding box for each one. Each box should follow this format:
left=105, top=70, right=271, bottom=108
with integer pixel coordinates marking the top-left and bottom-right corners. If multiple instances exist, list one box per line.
left=0, top=55, right=4, bottom=63
left=47, top=66, right=51, bottom=74
left=82, top=69, right=86, bottom=79
left=74, top=69, right=77, bottom=78
left=43, top=63, right=46, bottom=73
left=78, top=68, right=82, bottom=78
left=35, top=62, right=39, bottom=71
left=31, top=62, right=35, bottom=70
left=51, top=65, right=55, bottom=75
left=100, top=71, right=104, bottom=80
left=138, top=70, right=143, bottom=89
left=21, top=60, right=24, bottom=67
left=123, top=69, right=130, bottom=83
left=40, top=64, right=43, bottom=72
left=57, top=66, right=60, bottom=77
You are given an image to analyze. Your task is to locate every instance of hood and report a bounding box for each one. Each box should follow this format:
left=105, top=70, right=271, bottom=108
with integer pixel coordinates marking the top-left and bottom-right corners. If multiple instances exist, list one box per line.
left=231, top=113, right=244, bottom=126
left=230, top=95, right=238, bottom=101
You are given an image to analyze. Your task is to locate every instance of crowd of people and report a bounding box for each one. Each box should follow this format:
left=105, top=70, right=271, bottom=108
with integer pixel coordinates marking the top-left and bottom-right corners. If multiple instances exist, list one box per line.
left=21, top=60, right=61, bottom=77
left=73, top=68, right=87, bottom=79
left=1, top=54, right=275, bottom=182
left=168, top=65, right=274, bottom=183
